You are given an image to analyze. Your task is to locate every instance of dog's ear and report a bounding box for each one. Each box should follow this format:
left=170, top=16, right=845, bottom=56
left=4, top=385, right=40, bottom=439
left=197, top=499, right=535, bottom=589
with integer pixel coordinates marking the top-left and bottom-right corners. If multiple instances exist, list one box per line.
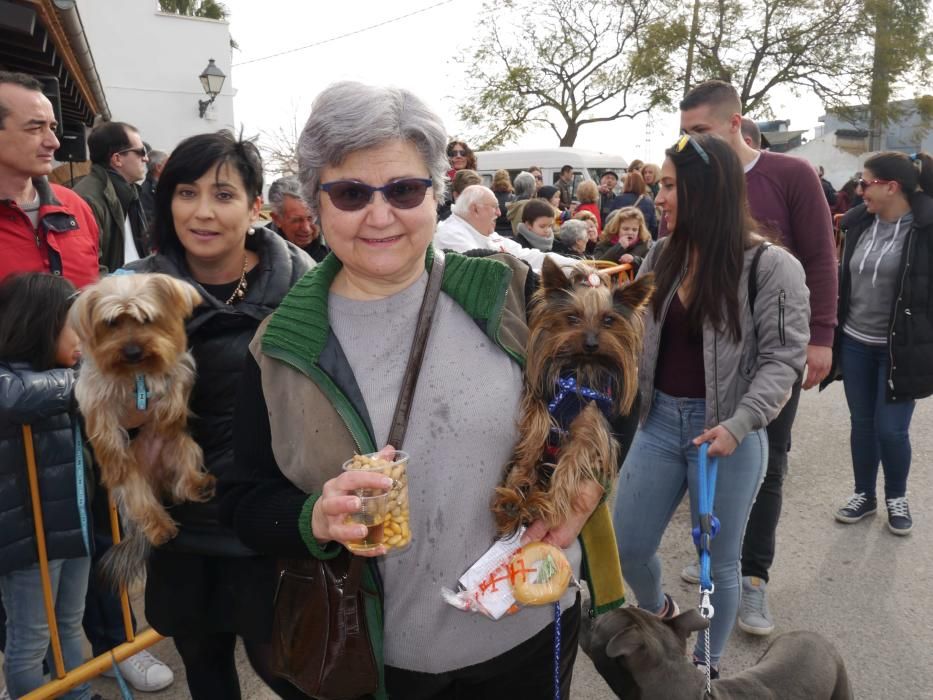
left=68, top=285, right=100, bottom=342
left=613, top=273, right=655, bottom=317
left=148, top=275, right=203, bottom=318
left=539, top=256, right=572, bottom=296
left=665, top=608, right=710, bottom=642
left=605, top=627, right=644, bottom=659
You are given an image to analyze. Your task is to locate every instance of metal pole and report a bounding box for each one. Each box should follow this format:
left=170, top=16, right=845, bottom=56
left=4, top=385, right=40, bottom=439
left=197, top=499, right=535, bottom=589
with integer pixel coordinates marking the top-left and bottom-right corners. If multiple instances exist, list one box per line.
left=22, top=425, right=67, bottom=679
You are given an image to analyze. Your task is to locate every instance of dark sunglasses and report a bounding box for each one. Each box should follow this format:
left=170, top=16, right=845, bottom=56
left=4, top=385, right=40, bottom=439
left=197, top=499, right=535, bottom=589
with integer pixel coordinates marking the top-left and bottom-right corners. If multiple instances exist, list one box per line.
left=857, top=178, right=892, bottom=190
left=320, top=178, right=433, bottom=211
left=675, top=134, right=710, bottom=165
left=118, top=147, right=148, bottom=157
left=448, top=149, right=467, bottom=157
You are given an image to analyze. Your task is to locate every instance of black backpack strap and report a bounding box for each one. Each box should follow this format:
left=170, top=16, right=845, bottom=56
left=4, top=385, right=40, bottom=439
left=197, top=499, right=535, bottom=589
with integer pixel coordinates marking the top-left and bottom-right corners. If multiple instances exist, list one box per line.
left=748, top=242, right=772, bottom=315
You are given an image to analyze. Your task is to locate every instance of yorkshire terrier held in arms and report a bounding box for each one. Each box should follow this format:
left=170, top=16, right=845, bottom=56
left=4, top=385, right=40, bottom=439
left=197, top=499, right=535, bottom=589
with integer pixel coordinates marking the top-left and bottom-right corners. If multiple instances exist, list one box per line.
left=492, top=258, right=654, bottom=536
left=70, top=272, right=211, bottom=585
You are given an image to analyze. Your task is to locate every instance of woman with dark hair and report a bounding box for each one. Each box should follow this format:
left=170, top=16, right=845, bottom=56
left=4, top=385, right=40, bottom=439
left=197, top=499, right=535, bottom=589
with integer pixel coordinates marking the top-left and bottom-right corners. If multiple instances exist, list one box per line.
left=828, top=151, right=933, bottom=535
left=607, top=170, right=658, bottom=238
left=438, top=140, right=478, bottom=220
left=491, top=168, right=515, bottom=234
left=612, top=134, right=810, bottom=676
left=126, top=130, right=313, bottom=699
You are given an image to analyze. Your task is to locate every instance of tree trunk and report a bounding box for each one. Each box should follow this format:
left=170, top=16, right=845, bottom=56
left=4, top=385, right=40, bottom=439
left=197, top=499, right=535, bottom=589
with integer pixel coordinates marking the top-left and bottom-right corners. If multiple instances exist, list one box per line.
left=867, top=0, right=888, bottom=152
left=560, top=123, right=579, bottom=146
left=683, top=0, right=702, bottom=98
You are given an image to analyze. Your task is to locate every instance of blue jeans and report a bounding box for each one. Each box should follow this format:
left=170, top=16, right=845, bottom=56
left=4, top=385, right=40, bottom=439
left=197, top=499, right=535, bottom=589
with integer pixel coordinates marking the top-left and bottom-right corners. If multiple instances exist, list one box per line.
left=0, top=557, right=91, bottom=699
left=841, top=334, right=916, bottom=499
left=613, top=391, right=767, bottom=668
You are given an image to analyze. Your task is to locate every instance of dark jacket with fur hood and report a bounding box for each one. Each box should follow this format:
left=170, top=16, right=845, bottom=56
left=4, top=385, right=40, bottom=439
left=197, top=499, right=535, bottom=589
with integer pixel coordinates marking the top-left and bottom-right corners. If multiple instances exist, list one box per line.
left=126, top=226, right=313, bottom=555
left=0, top=363, right=92, bottom=575
left=823, top=193, right=933, bottom=400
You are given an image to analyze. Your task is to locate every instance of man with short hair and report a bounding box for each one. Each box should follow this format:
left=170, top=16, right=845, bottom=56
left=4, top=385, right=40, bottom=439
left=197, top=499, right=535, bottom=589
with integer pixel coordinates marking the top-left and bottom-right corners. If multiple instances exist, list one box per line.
left=267, top=175, right=327, bottom=262
left=434, top=185, right=576, bottom=272
left=557, top=164, right=574, bottom=210
left=0, top=71, right=98, bottom=287
left=817, top=165, right=838, bottom=207
left=740, top=117, right=762, bottom=150
left=598, top=170, right=619, bottom=223
left=139, top=148, right=167, bottom=224
left=74, top=120, right=150, bottom=271
left=679, top=79, right=837, bottom=636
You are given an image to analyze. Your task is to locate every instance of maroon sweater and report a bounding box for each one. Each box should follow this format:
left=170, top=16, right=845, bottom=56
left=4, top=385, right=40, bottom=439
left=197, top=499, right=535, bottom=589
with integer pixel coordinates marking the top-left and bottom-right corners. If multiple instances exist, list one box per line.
left=746, top=151, right=837, bottom=347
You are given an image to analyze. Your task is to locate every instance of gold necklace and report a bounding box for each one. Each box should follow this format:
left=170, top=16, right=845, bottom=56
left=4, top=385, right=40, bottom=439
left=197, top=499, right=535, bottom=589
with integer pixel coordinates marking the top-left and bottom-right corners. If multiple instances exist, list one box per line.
left=224, top=254, right=249, bottom=305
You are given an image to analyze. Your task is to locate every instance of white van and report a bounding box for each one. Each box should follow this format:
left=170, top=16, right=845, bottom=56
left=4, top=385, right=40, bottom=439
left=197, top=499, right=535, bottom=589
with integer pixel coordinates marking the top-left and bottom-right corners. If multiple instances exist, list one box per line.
left=474, top=147, right=629, bottom=194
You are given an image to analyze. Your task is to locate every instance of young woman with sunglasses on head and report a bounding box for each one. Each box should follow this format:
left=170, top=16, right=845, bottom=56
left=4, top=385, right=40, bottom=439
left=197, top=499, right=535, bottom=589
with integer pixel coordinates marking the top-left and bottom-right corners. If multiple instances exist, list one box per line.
left=437, top=141, right=477, bottom=221
left=612, top=134, right=810, bottom=676
left=828, top=151, right=933, bottom=534
left=125, top=130, right=313, bottom=699
left=221, top=81, right=626, bottom=699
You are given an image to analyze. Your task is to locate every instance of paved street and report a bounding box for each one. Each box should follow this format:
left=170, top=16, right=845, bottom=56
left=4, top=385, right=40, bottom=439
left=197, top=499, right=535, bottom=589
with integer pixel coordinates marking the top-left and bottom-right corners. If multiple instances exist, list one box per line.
left=5, top=382, right=929, bottom=698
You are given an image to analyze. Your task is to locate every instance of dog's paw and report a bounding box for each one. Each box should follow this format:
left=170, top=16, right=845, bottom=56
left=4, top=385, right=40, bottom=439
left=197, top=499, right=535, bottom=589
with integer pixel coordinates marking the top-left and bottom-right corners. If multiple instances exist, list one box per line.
left=491, top=486, right=526, bottom=537
left=144, top=518, right=178, bottom=547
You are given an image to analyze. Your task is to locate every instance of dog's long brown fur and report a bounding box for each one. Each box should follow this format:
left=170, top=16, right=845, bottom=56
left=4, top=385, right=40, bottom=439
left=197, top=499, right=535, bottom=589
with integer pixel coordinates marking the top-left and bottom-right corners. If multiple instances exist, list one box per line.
left=492, top=258, right=654, bottom=535
left=70, top=273, right=211, bottom=586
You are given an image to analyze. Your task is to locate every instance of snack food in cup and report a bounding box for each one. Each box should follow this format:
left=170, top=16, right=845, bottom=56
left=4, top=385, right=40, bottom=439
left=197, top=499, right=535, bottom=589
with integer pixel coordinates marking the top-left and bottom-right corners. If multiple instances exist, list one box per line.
left=509, top=542, right=572, bottom=605
left=342, top=451, right=411, bottom=552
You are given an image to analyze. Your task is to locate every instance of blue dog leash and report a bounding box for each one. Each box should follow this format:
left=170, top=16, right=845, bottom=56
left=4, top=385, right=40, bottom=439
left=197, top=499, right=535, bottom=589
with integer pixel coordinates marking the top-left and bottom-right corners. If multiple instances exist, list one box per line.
left=135, top=374, right=150, bottom=411
left=692, top=442, right=720, bottom=694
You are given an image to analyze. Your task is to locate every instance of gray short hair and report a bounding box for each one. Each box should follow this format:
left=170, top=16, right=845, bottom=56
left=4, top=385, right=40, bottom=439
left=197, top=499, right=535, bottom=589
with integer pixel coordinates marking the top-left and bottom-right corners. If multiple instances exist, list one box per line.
left=297, top=81, right=449, bottom=207
left=513, top=171, right=536, bottom=199
left=146, top=150, right=168, bottom=173
left=450, top=185, right=493, bottom=217
left=267, top=175, right=309, bottom=215
left=558, top=219, right=588, bottom=247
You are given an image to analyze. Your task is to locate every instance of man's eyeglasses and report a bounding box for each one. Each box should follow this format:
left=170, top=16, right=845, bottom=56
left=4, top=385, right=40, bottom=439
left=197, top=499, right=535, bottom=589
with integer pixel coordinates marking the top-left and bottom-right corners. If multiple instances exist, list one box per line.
left=320, top=178, right=433, bottom=212
left=675, top=134, right=710, bottom=165
left=857, top=178, right=892, bottom=190
left=118, top=147, right=148, bottom=158
left=448, top=149, right=467, bottom=157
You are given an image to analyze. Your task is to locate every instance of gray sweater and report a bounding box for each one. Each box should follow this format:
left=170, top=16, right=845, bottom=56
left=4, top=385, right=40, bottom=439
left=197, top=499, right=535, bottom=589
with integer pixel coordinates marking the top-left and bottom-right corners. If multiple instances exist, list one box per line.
left=329, top=271, right=581, bottom=673
left=843, top=212, right=913, bottom=345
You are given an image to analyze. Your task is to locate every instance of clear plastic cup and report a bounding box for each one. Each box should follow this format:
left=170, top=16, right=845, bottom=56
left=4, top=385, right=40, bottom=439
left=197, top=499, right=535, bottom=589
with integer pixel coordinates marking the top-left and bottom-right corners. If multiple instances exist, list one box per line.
left=342, top=450, right=410, bottom=552
left=345, top=491, right=390, bottom=553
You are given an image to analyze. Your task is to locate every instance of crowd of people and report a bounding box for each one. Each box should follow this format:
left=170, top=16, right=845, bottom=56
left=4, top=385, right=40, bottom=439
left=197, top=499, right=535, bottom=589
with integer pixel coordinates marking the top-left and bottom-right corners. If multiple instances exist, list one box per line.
left=0, top=66, right=932, bottom=700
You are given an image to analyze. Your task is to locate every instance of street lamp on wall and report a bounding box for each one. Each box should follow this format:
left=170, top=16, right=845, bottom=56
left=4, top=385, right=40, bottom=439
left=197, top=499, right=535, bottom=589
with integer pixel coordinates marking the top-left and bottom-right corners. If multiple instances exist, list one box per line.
left=198, top=58, right=225, bottom=118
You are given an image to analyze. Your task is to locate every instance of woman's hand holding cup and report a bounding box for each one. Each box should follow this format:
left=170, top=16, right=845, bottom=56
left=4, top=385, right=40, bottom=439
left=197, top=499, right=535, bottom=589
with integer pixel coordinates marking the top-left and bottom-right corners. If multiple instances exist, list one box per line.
left=311, top=469, right=394, bottom=557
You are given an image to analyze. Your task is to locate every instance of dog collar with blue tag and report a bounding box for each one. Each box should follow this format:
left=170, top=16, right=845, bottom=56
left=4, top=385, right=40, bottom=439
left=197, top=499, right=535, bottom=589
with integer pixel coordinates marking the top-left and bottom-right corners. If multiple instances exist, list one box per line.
left=135, top=374, right=150, bottom=411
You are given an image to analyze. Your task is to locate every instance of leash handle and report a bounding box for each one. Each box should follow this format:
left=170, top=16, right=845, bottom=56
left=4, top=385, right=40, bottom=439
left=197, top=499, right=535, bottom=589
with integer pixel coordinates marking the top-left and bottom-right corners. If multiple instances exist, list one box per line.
left=696, top=443, right=719, bottom=592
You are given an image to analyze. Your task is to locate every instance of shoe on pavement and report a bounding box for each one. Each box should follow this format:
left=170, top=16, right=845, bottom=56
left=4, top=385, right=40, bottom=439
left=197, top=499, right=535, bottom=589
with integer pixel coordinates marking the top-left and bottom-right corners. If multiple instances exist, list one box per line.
left=1, top=686, right=10, bottom=700
left=886, top=496, right=913, bottom=535
left=102, top=649, right=174, bottom=692
left=681, top=561, right=714, bottom=585
left=834, top=492, right=877, bottom=523
left=737, top=576, right=774, bottom=636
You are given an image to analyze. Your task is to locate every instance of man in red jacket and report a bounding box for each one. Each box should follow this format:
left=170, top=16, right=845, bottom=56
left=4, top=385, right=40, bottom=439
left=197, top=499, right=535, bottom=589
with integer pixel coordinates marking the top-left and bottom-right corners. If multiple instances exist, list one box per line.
left=0, top=71, right=99, bottom=288
left=678, top=80, right=837, bottom=636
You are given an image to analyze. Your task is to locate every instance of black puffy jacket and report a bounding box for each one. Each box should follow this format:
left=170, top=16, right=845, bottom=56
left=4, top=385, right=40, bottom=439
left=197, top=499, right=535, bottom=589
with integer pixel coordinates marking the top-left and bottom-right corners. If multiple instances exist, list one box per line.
left=0, top=363, right=91, bottom=575
left=127, top=227, right=313, bottom=555
left=826, top=192, right=933, bottom=400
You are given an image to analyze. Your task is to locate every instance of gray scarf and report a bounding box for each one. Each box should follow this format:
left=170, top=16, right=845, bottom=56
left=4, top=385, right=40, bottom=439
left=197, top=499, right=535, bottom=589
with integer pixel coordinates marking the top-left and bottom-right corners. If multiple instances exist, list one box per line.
left=517, top=222, right=554, bottom=252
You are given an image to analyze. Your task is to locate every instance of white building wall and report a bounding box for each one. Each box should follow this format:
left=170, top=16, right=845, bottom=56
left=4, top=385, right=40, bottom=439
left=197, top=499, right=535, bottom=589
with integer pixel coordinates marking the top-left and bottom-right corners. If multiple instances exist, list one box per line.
left=77, top=0, right=235, bottom=153
left=784, top=134, right=865, bottom=189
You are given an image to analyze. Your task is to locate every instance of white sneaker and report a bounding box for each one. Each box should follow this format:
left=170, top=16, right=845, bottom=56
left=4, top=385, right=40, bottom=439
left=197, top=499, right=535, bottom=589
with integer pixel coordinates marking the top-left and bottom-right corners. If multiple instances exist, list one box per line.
left=102, top=649, right=174, bottom=692
left=0, top=686, right=10, bottom=700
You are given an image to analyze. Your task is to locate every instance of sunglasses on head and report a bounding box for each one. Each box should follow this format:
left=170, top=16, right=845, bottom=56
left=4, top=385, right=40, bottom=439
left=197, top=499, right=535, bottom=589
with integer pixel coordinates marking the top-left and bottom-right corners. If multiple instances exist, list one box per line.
left=448, top=149, right=467, bottom=157
left=857, top=178, right=892, bottom=190
left=118, top=147, right=148, bottom=157
left=320, top=178, right=433, bottom=212
left=675, top=134, right=710, bottom=165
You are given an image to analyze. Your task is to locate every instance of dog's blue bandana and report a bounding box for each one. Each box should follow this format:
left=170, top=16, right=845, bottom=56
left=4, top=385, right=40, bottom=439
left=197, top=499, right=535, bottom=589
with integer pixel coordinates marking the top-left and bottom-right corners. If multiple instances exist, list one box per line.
left=546, top=375, right=614, bottom=455
left=135, top=374, right=150, bottom=411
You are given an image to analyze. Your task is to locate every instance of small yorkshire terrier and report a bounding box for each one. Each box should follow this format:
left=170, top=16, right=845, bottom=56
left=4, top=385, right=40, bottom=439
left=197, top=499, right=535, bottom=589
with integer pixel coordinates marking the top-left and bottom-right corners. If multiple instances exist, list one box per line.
left=492, top=258, right=654, bottom=536
left=70, top=273, right=211, bottom=585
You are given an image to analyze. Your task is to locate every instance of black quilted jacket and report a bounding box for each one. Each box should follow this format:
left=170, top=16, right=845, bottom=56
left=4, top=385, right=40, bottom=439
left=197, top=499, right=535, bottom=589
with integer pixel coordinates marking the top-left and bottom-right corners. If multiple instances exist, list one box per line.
left=0, top=362, right=91, bottom=575
left=826, top=192, right=933, bottom=401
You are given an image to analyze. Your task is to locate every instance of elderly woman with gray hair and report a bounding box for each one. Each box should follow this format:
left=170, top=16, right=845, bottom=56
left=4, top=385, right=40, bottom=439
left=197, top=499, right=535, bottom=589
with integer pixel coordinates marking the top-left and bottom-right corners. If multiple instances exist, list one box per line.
left=552, top=218, right=590, bottom=257
left=506, top=170, right=538, bottom=235
left=221, top=81, right=625, bottom=699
